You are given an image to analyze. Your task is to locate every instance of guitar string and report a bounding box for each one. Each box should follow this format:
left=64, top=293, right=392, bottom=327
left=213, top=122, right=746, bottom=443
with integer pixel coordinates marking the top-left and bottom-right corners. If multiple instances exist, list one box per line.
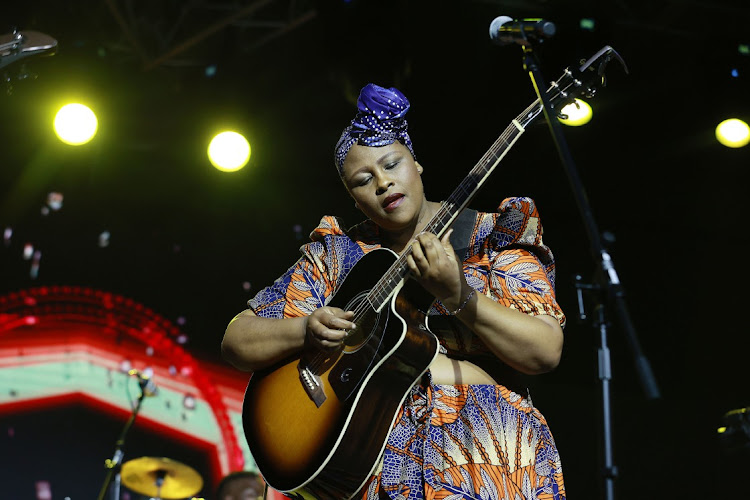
left=303, top=125, right=522, bottom=373
left=304, top=102, right=539, bottom=373
left=303, top=71, right=580, bottom=373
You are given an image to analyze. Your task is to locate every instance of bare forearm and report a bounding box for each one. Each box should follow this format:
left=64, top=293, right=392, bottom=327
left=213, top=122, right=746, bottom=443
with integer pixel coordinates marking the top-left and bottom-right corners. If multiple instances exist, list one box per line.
left=221, top=310, right=306, bottom=372
left=455, top=291, right=563, bottom=375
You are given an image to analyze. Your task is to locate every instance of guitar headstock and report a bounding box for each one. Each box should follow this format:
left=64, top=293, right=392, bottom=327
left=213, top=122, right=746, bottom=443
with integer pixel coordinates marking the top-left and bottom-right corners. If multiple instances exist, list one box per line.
left=546, top=45, right=628, bottom=114
left=0, top=29, right=58, bottom=70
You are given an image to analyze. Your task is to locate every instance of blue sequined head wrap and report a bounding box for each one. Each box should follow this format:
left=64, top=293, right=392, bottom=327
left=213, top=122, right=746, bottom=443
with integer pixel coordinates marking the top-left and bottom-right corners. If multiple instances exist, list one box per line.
left=334, top=83, right=416, bottom=175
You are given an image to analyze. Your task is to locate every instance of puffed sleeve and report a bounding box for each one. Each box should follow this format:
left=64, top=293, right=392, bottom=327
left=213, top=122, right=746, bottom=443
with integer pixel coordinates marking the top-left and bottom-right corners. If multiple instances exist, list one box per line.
left=247, top=216, right=371, bottom=319
left=483, top=197, right=566, bottom=327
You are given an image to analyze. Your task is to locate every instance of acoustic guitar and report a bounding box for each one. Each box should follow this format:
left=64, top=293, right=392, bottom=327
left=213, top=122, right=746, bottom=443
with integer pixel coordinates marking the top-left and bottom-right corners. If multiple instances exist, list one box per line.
left=243, top=45, right=626, bottom=499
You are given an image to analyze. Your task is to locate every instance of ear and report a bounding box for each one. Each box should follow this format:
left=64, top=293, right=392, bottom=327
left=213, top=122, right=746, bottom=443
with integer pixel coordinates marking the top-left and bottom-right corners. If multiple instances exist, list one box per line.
left=415, top=161, right=424, bottom=175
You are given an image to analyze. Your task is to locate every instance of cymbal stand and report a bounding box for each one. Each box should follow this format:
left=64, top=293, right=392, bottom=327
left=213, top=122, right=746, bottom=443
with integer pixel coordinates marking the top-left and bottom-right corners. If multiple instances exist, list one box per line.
left=96, top=381, right=147, bottom=500
left=153, top=469, right=166, bottom=500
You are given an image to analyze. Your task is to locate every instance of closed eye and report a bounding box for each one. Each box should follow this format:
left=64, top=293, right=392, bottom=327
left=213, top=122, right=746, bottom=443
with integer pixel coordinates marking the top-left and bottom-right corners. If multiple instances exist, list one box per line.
left=356, top=175, right=372, bottom=186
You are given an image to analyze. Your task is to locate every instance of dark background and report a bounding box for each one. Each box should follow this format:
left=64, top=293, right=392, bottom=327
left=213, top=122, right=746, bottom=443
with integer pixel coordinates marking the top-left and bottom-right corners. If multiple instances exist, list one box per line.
left=2, top=0, right=749, bottom=498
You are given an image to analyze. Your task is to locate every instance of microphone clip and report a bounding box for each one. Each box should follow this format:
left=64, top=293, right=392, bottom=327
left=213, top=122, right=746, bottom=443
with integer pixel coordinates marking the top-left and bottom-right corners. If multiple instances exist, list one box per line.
left=489, top=16, right=557, bottom=47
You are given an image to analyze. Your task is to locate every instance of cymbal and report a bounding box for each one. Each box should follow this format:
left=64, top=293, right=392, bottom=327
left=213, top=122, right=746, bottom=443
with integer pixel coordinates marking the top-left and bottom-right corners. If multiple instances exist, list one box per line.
left=121, top=456, right=203, bottom=499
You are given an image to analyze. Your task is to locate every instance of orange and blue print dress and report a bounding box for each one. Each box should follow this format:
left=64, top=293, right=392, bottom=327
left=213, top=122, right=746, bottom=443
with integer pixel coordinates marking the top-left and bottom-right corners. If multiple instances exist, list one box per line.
left=249, top=197, right=566, bottom=499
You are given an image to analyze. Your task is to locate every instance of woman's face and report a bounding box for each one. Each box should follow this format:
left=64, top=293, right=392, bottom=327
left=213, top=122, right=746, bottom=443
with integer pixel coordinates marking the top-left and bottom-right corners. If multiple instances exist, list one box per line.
left=341, top=141, right=425, bottom=234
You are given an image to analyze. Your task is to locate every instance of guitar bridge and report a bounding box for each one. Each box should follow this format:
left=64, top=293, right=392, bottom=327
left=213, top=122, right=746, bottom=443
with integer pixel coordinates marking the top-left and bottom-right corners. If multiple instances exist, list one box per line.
left=298, top=363, right=326, bottom=408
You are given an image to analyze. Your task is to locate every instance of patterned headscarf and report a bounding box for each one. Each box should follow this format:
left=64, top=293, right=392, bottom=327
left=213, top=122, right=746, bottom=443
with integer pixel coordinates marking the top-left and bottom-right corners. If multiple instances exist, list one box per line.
left=334, top=83, right=416, bottom=175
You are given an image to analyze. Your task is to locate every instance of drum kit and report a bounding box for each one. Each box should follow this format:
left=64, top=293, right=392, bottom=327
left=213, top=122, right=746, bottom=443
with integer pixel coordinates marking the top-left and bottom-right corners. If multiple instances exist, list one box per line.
left=119, top=456, right=205, bottom=500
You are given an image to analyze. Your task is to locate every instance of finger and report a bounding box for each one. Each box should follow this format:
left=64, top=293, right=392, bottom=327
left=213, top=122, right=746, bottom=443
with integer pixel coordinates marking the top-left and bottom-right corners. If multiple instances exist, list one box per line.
left=328, top=315, right=356, bottom=331
left=440, top=229, right=454, bottom=251
left=317, top=327, right=347, bottom=343
left=440, top=230, right=457, bottom=260
left=321, top=308, right=356, bottom=329
left=409, top=239, right=429, bottom=272
left=417, top=233, right=444, bottom=270
left=312, top=326, right=346, bottom=350
left=410, top=236, right=426, bottom=260
left=421, top=232, right=444, bottom=258
left=406, top=254, right=421, bottom=277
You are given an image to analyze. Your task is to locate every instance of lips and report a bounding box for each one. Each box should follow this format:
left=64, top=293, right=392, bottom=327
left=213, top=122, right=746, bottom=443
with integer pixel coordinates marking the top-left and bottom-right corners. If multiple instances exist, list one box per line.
left=382, top=193, right=405, bottom=211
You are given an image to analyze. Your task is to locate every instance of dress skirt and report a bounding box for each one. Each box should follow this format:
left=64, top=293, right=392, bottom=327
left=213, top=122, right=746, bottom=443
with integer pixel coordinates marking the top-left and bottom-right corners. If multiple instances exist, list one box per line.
left=359, top=373, right=566, bottom=500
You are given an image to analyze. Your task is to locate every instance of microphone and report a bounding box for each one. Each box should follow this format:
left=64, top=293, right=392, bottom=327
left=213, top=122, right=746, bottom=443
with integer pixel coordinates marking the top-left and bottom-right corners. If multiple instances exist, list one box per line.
left=128, top=369, right=159, bottom=397
left=489, top=16, right=556, bottom=46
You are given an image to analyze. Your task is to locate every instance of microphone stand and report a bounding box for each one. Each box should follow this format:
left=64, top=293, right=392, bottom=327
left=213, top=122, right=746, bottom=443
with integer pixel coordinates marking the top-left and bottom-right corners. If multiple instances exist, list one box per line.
left=96, top=378, right=148, bottom=500
left=514, top=35, right=661, bottom=500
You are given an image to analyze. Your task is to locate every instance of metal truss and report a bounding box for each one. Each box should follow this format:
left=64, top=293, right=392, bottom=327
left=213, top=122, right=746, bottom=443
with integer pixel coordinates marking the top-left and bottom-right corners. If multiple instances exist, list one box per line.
left=103, top=0, right=317, bottom=70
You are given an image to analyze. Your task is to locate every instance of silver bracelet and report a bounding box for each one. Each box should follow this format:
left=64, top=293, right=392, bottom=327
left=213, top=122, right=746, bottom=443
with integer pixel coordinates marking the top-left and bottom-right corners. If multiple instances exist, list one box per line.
left=448, top=288, right=476, bottom=315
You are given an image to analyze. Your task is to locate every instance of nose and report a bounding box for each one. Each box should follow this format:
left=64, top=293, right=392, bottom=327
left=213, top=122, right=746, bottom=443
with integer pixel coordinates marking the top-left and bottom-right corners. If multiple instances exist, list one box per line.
left=374, top=172, right=393, bottom=195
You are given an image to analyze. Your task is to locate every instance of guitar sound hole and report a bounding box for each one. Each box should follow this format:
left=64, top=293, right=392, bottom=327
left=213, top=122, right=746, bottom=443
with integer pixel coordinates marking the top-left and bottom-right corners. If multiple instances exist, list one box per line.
left=342, top=291, right=380, bottom=354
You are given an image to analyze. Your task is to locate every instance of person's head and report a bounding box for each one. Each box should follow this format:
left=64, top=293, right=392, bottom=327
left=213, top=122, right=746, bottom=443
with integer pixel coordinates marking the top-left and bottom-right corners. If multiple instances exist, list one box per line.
left=334, top=84, right=428, bottom=233
left=215, top=471, right=264, bottom=500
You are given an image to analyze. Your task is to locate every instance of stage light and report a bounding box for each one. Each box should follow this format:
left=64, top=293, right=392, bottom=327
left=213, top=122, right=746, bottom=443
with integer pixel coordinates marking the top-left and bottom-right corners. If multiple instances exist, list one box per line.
left=46, top=192, right=63, bottom=211
left=98, top=231, right=110, bottom=248
left=715, top=118, right=750, bottom=148
left=183, top=394, right=196, bottom=410
left=207, top=131, right=251, bottom=172
left=53, top=103, right=98, bottom=145
left=558, top=99, right=593, bottom=126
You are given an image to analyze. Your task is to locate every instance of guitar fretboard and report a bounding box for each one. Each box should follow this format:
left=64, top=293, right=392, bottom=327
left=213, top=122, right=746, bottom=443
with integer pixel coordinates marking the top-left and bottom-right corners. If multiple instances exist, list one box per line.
left=367, top=99, right=545, bottom=312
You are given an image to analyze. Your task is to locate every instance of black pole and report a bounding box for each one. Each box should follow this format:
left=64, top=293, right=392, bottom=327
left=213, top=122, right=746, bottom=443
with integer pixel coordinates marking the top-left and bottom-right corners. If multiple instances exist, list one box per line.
left=595, top=303, right=617, bottom=500
left=575, top=276, right=617, bottom=500
left=515, top=36, right=661, bottom=500
left=96, top=384, right=147, bottom=500
left=519, top=43, right=660, bottom=401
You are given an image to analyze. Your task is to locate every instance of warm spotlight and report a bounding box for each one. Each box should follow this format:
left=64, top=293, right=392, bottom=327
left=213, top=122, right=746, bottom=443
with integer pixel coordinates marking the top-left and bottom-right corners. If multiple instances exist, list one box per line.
left=207, top=131, right=251, bottom=172
left=558, top=99, right=593, bottom=126
left=715, top=118, right=750, bottom=148
left=54, top=103, right=98, bottom=145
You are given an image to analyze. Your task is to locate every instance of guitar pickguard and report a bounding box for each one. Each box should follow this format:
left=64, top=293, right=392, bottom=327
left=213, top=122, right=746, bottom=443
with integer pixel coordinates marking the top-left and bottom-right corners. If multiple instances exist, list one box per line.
left=329, top=298, right=391, bottom=403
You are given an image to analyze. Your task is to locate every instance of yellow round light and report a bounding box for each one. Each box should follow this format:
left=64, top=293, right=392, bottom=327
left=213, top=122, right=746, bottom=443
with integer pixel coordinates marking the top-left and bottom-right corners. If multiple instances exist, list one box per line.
left=558, top=99, right=593, bottom=127
left=54, top=103, right=98, bottom=145
left=207, top=131, right=251, bottom=172
left=715, top=118, right=750, bottom=148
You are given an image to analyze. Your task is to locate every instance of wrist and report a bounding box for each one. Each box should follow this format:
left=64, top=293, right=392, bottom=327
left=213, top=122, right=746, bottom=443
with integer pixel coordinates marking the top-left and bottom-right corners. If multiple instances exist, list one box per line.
left=446, top=287, right=476, bottom=316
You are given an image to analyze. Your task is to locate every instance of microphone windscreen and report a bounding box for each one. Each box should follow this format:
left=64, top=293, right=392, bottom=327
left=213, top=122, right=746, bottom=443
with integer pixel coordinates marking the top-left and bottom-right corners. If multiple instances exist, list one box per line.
left=489, top=16, right=513, bottom=41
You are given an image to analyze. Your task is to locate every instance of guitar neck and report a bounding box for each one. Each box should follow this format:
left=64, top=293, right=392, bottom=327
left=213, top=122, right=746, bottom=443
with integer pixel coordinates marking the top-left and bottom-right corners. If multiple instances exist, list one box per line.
left=367, top=98, right=545, bottom=312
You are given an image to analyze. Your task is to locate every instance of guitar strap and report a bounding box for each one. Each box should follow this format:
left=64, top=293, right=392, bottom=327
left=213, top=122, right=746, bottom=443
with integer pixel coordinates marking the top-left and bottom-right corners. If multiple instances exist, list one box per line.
left=448, top=207, right=478, bottom=262
left=426, top=206, right=476, bottom=333
left=434, top=206, right=530, bottom=396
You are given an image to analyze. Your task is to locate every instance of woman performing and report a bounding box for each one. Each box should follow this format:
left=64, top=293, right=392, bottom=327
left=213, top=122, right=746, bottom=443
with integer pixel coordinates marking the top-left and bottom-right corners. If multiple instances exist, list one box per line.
left=222, top=83, right=567, bottom=500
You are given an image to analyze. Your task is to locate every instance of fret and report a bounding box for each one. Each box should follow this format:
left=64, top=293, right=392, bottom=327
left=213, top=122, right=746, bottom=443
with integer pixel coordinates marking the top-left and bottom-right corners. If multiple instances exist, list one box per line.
left=365, top=119, right=528, bottom=312
left=361, top=47, right=617, bottom=313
